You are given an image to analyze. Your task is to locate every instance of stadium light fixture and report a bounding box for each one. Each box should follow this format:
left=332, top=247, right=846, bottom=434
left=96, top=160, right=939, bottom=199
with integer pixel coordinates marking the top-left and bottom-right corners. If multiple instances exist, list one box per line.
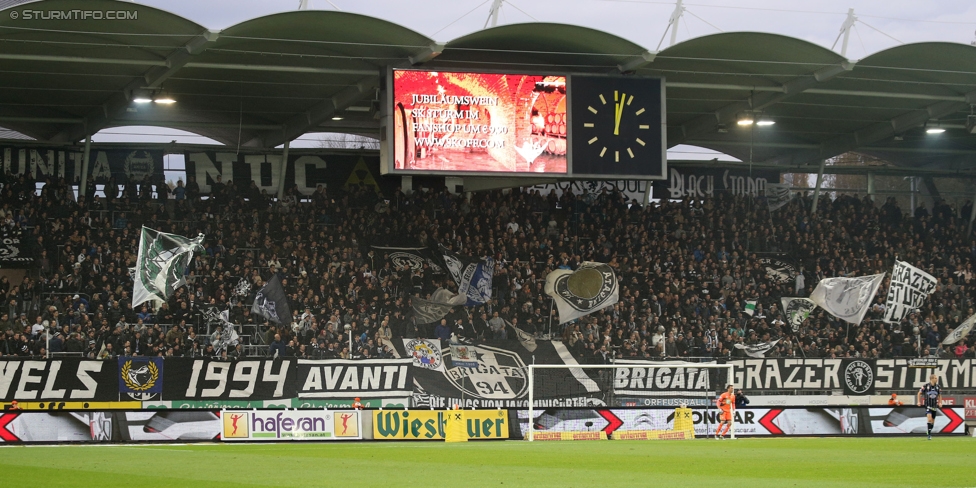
left=736, top=113, right=754, bottom=126
left=131, top=88, right=153, bottom=104
left=756, top=117, right=775, bottom=126
left=925, top=120, right=945, bottom=134
left=331, top=116, right=344, bottom=121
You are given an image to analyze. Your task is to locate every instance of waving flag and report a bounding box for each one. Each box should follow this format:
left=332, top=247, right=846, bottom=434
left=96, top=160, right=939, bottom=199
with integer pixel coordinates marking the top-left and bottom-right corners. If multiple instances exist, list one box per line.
left=251, top=275, right=292, bottom=325
left=809, top=274, right=885, bottom=325
left=545, top=262, right=618, bottom=324
left=133, top=227, right=204, bottom=307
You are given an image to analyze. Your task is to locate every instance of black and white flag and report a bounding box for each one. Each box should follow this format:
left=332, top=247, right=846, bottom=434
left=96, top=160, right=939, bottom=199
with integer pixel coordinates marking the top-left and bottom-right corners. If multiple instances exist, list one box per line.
left=251, top=275, right=292, bottom=325
left=781, top=297, right=816, bottom=331
left=759, top=256, right=799, bottom=284
left=809, top=273, right=885, bottom=325
left=765, top=183, right=792, bottom=211
left=372, top=245, right=443, bottom=273
left=506, top=319, right=537, bottom=353
left=943, top=313, right=976, bottom=345
left=884, top=261, right=937, bottom=324
left=438, top=244, right=494, bottom=306
left=735, top=339, right=780, bottom=358
left=544, top=262, right=619, bottom=324
left=409, top=288, right=465, bottom=325
left=133, top=226, right=205, bottom=307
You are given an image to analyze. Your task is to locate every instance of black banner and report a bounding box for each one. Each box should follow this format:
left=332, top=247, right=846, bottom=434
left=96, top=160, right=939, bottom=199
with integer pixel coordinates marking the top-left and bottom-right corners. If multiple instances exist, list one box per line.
left=758, top=255, right=799, bottom=284
left=371, top=245, right=444, bottom=273
left=393, top=339, right=607, bottom=409
left=4, top=355, right=976, bottom=404
left=0, top=359, right=117, bottom=402
left=1, top=145, right=163, bottom=183
left=162, top=358, right=296, bottom=401
left=0, top=228, right=33, bottom=268
left=296, top=358, right=413, bottom=399
left=612, top=361, right=722, bottom=399
left=652, top=166, right=780, bottom=199
left=184, top=151, right=398, bottom=197
left=731, top=359, right=976, bottom=396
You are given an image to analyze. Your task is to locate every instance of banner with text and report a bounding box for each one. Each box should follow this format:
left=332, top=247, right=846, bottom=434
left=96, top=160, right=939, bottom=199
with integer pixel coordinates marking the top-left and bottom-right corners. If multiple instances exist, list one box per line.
left=884, top=261, right=937, bottom=324
left=0, top=359, right=117, bottom=402
left=161, top=358, right=296, bottom=401
left=652, top=166, right=780, bottom=199
left=296, top=358, right=413, bottom=399
left=184, top=151, right=396, bottom=197
left=222, top=410, right=362, bottom=441
left=372, top=409, right=509, bottom=440
left=1, top=145, right=163, bottom=183
left=731, top=358, right=976, bottom=395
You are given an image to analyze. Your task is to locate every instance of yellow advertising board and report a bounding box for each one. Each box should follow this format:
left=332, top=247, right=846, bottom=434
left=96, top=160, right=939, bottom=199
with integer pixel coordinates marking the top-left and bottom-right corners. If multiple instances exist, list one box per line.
left=373, top=410, right=508, bottom=440
left=532, top=431, right=608, bottom=441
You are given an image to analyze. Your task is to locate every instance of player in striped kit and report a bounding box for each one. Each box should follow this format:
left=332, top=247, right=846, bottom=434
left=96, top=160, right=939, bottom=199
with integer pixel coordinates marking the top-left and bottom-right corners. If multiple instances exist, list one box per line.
left=916, top=374, right=942, bottom=440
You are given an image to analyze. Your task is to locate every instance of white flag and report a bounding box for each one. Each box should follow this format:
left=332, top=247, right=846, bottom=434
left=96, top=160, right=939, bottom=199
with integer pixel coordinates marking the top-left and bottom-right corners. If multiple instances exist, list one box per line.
left=943, top=313, right=976, bottom=345
left=884, top=261, right=937, bottom=324
left=735, top=340, right=780, bottom=358
left=744, top=300, right=757, bottom=317
left=133, top=227, right=204, bottom=308
left=781, top=297, right=817, bottom=331
left=545, top=262, right=619, bottom=324
left=809, top=273, right=885, bottom=325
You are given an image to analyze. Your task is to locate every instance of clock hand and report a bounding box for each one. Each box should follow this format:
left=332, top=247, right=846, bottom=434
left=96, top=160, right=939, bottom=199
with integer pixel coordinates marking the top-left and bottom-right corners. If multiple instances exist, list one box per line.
left=614, top=92, right=626, bottom=136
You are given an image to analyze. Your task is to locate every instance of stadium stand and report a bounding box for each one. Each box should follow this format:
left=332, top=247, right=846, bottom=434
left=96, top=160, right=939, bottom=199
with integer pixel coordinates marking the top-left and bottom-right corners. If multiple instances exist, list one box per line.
left=0, top=174, right=973, bottom=363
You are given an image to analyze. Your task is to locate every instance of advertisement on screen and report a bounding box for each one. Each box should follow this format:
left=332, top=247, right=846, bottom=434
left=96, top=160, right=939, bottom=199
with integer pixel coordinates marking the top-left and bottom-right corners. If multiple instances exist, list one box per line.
left=515, top=407, right=966, bottom=437
left=390, top=69, right=569, bottom=174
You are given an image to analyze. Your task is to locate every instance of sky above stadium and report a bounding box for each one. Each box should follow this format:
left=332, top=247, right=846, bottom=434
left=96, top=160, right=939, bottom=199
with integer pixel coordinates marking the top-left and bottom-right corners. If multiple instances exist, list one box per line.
left=131, top=0, right=976, bottom=59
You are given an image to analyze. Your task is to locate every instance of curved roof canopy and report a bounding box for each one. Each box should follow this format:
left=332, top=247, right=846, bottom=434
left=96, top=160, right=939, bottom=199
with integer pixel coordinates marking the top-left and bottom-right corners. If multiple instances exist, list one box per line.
left=1, top=0, right=975, bottom=171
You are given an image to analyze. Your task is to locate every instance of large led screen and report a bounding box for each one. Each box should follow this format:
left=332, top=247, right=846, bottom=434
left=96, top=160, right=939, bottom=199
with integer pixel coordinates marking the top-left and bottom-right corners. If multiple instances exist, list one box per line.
left=391, top=70, right=568, bottom=174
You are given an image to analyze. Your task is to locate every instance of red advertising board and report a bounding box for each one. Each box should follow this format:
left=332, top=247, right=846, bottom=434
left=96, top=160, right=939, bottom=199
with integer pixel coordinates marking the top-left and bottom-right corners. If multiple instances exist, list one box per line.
left=965, top=397, right=976, bottom=419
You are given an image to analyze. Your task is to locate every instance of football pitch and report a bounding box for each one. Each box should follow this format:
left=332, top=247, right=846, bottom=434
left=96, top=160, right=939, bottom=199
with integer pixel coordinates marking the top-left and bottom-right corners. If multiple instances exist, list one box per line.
left=1, top=437, right=972, bottom=487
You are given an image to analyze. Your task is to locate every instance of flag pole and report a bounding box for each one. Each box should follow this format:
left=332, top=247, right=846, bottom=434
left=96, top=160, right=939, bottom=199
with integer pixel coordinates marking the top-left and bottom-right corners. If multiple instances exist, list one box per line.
left=547, top=297, right=555, bottom=338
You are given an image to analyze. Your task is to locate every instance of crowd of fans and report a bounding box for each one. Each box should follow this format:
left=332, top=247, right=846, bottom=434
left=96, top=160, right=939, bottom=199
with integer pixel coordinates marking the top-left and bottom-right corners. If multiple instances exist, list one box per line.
left=0, top=170, right=974, bottom=363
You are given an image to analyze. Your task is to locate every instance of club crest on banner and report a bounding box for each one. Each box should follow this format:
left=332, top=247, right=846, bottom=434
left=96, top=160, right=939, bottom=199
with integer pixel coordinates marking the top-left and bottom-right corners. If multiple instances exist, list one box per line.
left=123, top=150, right=157, bottom=181
left=546, top=262, right=619, bottom=324
left=403, top=339, right=444, bottom=371
left=390, top=252, right=429, bottom=271
left=253, top=291, right=279, bottom=322
left=844, top=360, right=874, bottom=395
left=443, top=345, right=527, bottom=400
left=118, top=357, right=163, bottom=401
left=759, top=257, right=798, bottom=284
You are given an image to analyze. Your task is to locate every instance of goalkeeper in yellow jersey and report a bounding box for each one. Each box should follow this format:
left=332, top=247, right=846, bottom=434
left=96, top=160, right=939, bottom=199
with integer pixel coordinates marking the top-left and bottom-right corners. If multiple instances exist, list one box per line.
left=715, top=384, right=735, bottom=439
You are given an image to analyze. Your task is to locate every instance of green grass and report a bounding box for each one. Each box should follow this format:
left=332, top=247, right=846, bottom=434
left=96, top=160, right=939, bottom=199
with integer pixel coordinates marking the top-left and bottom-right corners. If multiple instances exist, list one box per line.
left=1, top=437, right=973, bottom=487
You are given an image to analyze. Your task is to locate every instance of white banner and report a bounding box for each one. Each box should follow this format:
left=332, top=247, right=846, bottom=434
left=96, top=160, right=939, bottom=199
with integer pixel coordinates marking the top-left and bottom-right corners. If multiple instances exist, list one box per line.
left=809, top=273, right=885, bottom=325
left=221, top=410, right=362, bottom=441
left=884, top=261, right=937, bottom=324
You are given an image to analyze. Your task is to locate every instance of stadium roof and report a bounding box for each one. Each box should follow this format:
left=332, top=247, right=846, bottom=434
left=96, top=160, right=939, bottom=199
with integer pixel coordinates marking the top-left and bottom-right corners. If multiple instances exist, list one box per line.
left=1, top=0, right=976, bottom=173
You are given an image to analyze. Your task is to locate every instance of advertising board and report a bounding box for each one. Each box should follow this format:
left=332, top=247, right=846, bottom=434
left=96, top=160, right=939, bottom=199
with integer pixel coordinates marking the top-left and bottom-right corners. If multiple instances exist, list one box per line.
left=221, top=410, right=362, bottom=441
